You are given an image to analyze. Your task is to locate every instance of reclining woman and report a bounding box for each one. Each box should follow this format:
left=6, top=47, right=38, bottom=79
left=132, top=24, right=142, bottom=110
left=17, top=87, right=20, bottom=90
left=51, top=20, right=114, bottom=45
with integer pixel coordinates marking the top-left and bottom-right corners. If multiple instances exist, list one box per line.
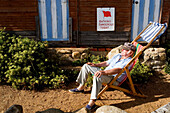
left=69, top=42, right=136, bottom=111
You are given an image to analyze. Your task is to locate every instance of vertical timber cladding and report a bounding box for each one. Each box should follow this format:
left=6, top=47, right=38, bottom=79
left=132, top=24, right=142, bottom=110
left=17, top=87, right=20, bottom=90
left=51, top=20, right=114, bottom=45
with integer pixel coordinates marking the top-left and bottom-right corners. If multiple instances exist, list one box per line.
left=131, top=0, right=163, bottom=41
left=77, top=0, right=132, bottom=46
left=0, top=0, right=38, bottom=31
left=38, top=0, right=69, bottom=41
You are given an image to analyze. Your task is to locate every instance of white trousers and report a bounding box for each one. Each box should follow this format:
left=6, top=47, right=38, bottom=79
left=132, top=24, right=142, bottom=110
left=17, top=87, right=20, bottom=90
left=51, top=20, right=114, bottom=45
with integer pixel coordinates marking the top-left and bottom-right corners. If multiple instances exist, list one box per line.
left=76, top=64, right=119, bottom=100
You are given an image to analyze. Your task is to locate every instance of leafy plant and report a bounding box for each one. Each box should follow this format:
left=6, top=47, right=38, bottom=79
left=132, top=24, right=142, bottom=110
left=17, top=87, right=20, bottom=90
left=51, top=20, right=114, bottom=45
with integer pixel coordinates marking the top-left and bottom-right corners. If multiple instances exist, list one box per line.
left=0, top=29, right=68, bottom=90
left=163, top=41, right=170, bottom=74
left=85, top=73, right=93, bottom=87
left=130, top=60, right=153, bottom=83
left=164, top=63, right=170, bottom=74
left=72, top=54, right=107, bottom=66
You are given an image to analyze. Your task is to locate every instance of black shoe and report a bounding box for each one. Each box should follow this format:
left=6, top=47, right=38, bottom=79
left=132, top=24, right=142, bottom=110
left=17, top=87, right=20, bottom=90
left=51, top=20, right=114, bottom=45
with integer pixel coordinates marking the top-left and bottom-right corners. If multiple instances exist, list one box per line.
left=69, top=88, right=84, bottom=93
left=85, top=104, right=98, bottom=113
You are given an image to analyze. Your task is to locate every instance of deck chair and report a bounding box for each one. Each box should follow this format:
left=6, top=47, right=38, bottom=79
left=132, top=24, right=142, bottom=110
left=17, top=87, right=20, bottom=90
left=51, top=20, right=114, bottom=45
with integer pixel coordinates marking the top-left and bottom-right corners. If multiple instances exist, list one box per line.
left=97, top=22, right=167, bottom=98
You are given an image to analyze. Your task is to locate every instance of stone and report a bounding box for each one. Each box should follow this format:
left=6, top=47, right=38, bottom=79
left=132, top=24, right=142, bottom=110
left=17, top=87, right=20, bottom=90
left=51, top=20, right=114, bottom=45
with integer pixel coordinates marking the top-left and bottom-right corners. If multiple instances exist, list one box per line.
left=107, top=45, right=123, bottom=59
left=143, top=47, right=167, bottom=71
left=150, top=52, right=159, bottom=56
left=4, top=104, right=23, bottom=113
left=153, top=60, right=164, bottom=66
left=152, top=103, right=170, bottom=113
left=75, top=107, right=87, bottom=113
left=154, top=48, right=165, bottom=53
left=143, top=60, right=153, bottom=67
left=35, top=108, right=64, bottom=113
left=154, top=68, right=162, bottom=72
left=96, top=105, right=127, bottom=113
left=144, top=48, right=154, bottom=54
left=144, top=49, right=149, bottom=55
left=159, top=53, right=166, bottom=61
left=81, top=53, right=88, bottom=59
left=152, top=55, right=159, bottom=60
left=152, top=66, right=162, bottom=69
left=72, top=52, right=81, bottom=59
left=60, top=54, right=72, bottom=60
left=59, top=54, right=73, bottom=65
left=57, top=49, right=72, bottom=54
left=144, top=54, right=151, bottom=61
left=72, top=48, right=89, bottom=53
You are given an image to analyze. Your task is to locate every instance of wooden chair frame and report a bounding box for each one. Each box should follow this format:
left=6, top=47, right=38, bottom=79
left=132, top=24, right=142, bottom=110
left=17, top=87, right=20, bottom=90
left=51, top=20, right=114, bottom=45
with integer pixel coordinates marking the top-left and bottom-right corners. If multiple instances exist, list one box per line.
left=97, top=23, right=166, bottom=98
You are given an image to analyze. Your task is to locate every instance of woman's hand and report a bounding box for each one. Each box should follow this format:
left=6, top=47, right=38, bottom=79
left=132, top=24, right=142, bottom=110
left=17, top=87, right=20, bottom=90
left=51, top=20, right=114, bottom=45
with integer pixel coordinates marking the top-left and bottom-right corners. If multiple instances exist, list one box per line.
left=86, top=62, right=96, bottom=67
left=94, top=71, right=105, bottom=78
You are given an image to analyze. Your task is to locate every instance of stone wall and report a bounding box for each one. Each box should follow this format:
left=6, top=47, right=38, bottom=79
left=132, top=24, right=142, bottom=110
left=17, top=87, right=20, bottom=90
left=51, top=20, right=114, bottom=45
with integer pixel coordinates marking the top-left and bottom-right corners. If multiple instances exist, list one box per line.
left=143, top=48, right=166, bottom=71
left=47, top=48, right=89, bottom=66
left=47, top=47, right=167, bottom=71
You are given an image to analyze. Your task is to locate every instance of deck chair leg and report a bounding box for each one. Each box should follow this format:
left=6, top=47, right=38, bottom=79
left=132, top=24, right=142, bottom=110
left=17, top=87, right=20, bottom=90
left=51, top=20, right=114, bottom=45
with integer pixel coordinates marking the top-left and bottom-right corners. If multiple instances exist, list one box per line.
left=97, top=85, right=109, bottom=99
left=125, top=68, right=137, bottom=95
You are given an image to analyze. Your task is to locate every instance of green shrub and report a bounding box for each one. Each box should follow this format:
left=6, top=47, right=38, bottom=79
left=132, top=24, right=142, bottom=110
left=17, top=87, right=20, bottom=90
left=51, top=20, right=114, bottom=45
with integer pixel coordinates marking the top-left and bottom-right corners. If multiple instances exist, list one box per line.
left=163, top=41, right=170, bottom=74
left=130, top=60, right=153, bottom=83
left=85, top=73, right=93, bottom=87
left=164, top=62, right=170, bottom=74
left=72, top=54, right=107, bottom=66
left=0, top=29, right=68, bottom=90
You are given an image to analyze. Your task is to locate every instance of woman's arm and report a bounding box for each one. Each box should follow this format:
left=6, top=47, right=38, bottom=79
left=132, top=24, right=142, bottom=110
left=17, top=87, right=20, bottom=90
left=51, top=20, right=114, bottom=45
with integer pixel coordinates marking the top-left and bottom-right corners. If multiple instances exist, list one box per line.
left=87, top=61, right=109, bottom=67
left=94, top=68, right=122, bottom=78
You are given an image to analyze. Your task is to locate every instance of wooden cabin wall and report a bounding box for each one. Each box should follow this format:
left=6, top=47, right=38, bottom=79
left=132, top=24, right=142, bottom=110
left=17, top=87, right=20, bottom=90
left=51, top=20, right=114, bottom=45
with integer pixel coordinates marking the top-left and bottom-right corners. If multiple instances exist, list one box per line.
left=69, top=0, right=132, bottom=47
left=0, top=0, right=38, bottom=38
left=0, top=0, right=169, bottom=47
left=162, top=0, right=170, bottom=40
left=162, top=0, right=170, bottom=24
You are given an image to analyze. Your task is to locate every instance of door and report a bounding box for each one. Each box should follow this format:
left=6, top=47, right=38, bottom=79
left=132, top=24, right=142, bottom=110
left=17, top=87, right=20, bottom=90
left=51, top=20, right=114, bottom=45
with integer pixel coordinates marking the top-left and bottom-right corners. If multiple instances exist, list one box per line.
left=38, top=0, right=69, bottom=41
left=131, top=0, right=162, bottom=41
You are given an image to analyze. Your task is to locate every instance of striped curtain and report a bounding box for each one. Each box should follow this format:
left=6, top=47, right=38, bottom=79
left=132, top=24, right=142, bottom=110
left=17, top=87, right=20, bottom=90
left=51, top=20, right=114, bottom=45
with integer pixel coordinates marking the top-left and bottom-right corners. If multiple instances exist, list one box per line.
left=131, top=0, right=162, bottom=41
left=38, top=0, right=69, bottom=41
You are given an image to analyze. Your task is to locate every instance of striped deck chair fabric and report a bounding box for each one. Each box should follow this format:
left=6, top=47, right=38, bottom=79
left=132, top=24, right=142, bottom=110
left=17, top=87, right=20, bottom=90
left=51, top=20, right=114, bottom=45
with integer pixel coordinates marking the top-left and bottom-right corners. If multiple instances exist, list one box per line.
left=140, top=22, right=167, bottom=43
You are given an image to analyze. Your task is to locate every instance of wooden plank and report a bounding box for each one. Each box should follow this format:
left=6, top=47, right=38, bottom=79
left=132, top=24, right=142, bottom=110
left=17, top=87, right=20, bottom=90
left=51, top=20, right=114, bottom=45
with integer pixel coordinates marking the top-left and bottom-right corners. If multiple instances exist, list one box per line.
left=80, top=37, right=129, bottom=41
left=0, top=12, right=38, bottom=16
left=0, top=24, right=36, bottom=28
left=80, top=34, right=129, bottom=40
left=0, top=18, right=36, bottom=22
left=0, top=0, right=36, bottom=2
left=0, top=27, right=36, bottom=31
left=79, top=31, right=130, bottom=46
left=0, top=7, right=37, bottom=12
left=79, top=27, right=96, bottom=31
left=4, top=31, right=36, bottom=36
left=0, top=2, right=37, bottom=7
left=80, top=31, right=130, bottom=35
left=79, top=40, right=126, bottom=46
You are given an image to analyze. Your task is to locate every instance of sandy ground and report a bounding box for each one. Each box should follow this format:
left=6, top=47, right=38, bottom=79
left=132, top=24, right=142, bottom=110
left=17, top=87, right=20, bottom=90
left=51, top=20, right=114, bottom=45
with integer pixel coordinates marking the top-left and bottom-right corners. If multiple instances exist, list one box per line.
left=0, top=71, right=170, bottom=113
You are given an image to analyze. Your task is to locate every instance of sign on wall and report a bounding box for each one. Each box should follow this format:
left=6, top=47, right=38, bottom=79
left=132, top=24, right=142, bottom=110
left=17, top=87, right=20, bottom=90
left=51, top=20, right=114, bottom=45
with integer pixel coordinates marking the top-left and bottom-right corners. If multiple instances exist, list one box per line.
left=97, top=8, right=115, bottom=31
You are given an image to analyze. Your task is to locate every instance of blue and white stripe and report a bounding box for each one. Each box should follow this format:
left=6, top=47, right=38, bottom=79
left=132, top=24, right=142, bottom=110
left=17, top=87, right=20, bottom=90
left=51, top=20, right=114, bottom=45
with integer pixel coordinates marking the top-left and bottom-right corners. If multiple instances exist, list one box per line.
left=140, top=22, right=167, bottom=43
left=131, top=0, right=162, bottom=41
left=38, top=0, right=69, bottom=41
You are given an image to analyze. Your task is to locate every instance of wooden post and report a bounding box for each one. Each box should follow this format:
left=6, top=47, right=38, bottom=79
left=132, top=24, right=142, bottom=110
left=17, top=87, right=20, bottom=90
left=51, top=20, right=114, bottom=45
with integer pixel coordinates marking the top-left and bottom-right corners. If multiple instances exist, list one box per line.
left=35, top=16, right=40, bottom=41
left=76, top=0, right=80, bottom=46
